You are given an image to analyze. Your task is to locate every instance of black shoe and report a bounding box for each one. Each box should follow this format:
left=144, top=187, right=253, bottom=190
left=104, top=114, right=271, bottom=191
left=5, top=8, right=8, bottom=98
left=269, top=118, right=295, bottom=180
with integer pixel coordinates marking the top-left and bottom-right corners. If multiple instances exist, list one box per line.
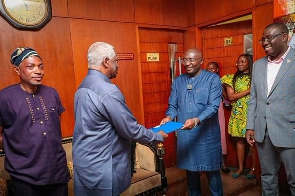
left=221, top=167, right=230, bottom=174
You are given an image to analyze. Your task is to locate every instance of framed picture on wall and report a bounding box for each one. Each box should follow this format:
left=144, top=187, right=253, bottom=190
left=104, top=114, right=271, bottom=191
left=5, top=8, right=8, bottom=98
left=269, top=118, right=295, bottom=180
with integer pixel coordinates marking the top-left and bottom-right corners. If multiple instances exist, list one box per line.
left=274, top=0, right=295, bottom=47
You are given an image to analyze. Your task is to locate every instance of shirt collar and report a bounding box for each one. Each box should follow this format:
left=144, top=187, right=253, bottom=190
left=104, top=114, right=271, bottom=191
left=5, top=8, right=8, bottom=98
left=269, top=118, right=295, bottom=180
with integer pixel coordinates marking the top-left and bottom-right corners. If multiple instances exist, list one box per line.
left=268, top=47, right=290, bottom=64
left=88, top=69, right=111, bottom=83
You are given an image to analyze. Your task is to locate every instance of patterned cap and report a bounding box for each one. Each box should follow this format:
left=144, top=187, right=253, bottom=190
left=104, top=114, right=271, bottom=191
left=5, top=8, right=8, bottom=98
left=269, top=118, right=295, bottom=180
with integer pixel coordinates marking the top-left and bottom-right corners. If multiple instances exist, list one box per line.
left=10, top=47, right=41, bottom=66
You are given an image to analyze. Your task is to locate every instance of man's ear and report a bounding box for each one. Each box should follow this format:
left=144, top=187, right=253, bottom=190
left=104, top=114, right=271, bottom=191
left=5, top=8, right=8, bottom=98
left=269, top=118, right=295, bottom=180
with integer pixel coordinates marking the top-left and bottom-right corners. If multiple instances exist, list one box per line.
left=14, top=66, right=21, bottom=75
left=102, top=57, right=109, bottom=68
left=283, top=33, right=289, bottom=42
left=200, top=58, right=204, bottom=65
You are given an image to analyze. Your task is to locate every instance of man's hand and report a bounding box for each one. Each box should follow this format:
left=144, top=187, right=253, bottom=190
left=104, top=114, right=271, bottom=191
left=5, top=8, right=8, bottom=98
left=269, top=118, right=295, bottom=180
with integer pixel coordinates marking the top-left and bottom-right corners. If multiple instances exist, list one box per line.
left=246, top=129, right=255, bottom=146
left=160, top=116, right=172, bottom=125
left=181, top=118, right=199, bottom=130
left=158, top=130, right=168, bottom=140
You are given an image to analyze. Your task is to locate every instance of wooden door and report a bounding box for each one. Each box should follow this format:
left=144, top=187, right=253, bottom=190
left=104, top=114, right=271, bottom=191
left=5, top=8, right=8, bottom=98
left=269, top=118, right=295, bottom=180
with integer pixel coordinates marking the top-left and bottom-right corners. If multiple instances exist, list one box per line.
left=138, top=28, right=184, bottom=168
left=202, top=20, right=253, bottom=169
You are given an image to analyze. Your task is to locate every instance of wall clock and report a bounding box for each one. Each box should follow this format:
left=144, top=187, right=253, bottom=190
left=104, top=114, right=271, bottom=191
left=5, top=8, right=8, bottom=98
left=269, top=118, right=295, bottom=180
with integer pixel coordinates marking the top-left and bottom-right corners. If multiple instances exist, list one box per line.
left=0, top=0, right=52, bottom=30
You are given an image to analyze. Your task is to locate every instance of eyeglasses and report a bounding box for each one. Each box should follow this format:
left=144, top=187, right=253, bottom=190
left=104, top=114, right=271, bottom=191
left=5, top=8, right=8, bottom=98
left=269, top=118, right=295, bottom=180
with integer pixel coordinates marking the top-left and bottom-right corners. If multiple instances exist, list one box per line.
left=181, top=57, right=202, bottom=64
left=259, top=32, right=285, bottom=44
left=236, top=60, right=248, bottom=65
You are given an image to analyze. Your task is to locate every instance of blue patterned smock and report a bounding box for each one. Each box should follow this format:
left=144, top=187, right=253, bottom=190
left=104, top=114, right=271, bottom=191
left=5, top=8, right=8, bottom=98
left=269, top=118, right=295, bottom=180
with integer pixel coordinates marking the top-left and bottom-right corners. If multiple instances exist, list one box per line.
left=166, top=70, right=222, bottom=171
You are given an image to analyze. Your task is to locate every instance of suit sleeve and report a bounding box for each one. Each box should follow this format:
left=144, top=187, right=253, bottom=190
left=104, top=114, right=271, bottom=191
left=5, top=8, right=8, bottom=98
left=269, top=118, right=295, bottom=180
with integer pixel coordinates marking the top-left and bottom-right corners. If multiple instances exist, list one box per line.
left=246, top=62, right=258, bottom=130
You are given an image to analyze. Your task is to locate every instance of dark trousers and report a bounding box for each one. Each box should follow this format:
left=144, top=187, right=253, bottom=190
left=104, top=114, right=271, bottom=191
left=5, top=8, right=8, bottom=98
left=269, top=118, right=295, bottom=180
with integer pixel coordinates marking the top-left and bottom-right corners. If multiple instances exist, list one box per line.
left=11, top=177, right=68, bottom=196
left=187, top=170, right=223, bottom=196
left=131, top=141, right=136, bottom=176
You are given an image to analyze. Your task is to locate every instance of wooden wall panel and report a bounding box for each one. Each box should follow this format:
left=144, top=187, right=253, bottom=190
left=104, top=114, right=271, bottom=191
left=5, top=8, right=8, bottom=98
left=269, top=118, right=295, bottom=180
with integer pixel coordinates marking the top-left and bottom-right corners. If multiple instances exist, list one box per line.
left=51, top=0, right=68, bottom=17
left=140, top=43, right=170, bottom=53
left=184, top=27, right=197, bottom=49
left=187, top=0, right=196, bottom=26
left=203, top=38, right=223, bottom=49
left=68, top=0, right=135, bottom=22
left=195, top=0, right=255, bottom=26
left=0, top=17, right=75, bottom=137
left=0, top=18, right=20, bottom=88
left=134, top=0, right=189, bottom=27
left=69, top=19, right=144, bottom=123
left=195, top=27, right=203, bottom=49
left=139, top=28, right=185, bottom=43
left=256, top=0, right=273, bottom=6
left=252, top=3, right=274, bottom=60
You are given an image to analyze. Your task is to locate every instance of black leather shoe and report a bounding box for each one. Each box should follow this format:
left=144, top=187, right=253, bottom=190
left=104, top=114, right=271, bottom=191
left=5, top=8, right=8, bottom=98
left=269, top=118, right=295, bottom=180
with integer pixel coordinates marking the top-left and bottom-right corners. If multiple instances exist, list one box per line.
left=221, top=167, right=230, bottom=174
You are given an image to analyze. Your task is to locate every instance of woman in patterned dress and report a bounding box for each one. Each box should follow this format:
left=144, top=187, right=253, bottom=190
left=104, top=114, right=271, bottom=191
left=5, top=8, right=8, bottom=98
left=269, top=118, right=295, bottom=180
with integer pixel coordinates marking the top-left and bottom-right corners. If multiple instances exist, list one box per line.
left=221, top=53, right=257, bottom=179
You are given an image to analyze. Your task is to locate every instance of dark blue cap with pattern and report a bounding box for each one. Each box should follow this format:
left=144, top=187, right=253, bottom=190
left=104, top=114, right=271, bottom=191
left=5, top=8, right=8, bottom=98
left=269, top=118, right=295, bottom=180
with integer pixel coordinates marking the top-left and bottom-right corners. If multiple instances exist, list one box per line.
left=10, top=47, right=41, bottom=66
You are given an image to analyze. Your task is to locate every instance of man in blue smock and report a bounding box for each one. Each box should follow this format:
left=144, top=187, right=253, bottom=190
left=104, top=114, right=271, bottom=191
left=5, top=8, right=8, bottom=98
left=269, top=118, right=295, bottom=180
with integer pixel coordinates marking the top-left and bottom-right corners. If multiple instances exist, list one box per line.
left=73, top=42, right=168, bottom=196
left=161, top=48, right=223, bottom=196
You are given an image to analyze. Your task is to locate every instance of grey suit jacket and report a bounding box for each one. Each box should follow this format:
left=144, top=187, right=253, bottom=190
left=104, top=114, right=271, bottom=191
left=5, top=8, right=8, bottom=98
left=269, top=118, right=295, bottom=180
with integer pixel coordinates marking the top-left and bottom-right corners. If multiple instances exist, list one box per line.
left=246, top=48, right=295, bottom=148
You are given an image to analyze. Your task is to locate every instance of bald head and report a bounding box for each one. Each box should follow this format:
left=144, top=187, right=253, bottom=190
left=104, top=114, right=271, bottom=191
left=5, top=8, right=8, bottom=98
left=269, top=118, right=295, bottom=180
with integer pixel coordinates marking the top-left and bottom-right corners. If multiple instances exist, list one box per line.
left=264, top=22, right=289, bottom=35
left=184, top=48, right=203, bottom=57
left=183, top=48, right=203, bottom=77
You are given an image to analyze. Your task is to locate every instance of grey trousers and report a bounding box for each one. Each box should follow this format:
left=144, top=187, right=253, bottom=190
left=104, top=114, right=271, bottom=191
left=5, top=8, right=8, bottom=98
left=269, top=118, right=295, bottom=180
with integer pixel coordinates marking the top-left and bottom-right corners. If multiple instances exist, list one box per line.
left=256, top=130, right=295, bottom=196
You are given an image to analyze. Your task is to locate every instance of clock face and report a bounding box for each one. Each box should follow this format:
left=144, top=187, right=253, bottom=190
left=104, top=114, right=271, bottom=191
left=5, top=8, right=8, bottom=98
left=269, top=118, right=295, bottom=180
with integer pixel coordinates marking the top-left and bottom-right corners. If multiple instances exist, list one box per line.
left=0, top=0, right=51, bottom=29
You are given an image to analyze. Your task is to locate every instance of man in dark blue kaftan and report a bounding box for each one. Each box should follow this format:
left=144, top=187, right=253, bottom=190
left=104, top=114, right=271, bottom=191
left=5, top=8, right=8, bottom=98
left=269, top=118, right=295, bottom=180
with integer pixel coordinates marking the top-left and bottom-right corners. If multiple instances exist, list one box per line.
left=161, top=48, right=223, bottom=196
left=0, top=47, right=69, bottom=196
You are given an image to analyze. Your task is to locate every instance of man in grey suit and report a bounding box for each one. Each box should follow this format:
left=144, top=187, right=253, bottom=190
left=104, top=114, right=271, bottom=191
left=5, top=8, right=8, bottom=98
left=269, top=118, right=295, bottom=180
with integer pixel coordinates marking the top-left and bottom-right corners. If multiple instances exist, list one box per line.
left=246, top=22, right=295, bottom=195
